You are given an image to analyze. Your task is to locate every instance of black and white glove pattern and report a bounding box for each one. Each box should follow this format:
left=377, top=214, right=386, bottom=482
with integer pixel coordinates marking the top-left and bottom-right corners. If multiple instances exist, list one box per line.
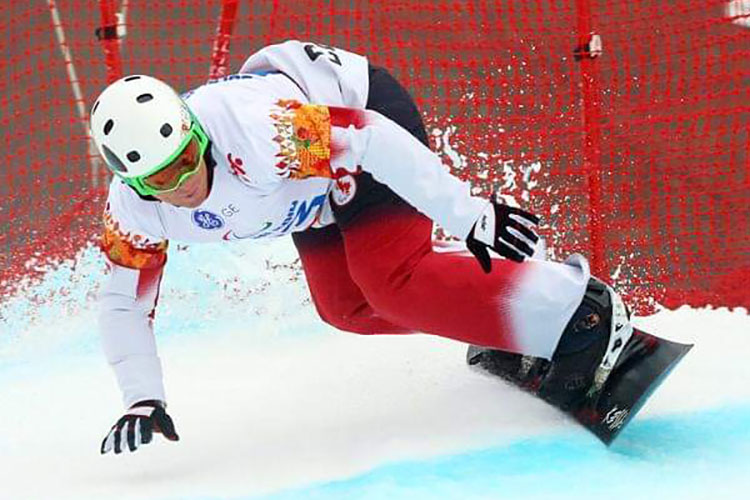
left=101, top=400, right=179, bottom=455
left=466, top=198, right=540, bottom=271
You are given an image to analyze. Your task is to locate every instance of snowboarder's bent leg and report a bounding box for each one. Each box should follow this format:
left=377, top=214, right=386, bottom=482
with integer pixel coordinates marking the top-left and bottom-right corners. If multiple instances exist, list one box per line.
left=339, top=201, right=589, bottom=357
left=292, top=225, right=411, bottom=334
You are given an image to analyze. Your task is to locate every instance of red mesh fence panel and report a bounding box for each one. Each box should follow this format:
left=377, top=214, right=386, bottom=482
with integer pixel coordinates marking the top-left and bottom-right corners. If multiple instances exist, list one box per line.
left=591, top=0, right=750, bottom=310
left=2, top=0, right=749, bottom=313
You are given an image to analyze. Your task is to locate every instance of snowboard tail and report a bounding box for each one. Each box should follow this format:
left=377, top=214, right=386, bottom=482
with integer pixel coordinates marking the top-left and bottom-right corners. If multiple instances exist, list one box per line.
left=468, top=328, right=692, bottom=445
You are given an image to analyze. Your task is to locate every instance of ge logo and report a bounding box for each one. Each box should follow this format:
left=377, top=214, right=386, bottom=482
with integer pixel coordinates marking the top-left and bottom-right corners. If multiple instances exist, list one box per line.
left=221, top=204, right=240, bottom=218
left=192, top=210, right=225, bottom=230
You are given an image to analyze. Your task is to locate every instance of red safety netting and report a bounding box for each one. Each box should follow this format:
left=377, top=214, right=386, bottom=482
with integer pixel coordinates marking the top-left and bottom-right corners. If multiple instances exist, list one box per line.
left=2, top=0, right=749, bottom=313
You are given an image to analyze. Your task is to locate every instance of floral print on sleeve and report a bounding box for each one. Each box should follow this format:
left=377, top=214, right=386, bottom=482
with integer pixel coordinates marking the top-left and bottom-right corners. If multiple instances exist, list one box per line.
left=270, top=100, right=333, bottom=180
left=101, top=205, right=168, bottom=270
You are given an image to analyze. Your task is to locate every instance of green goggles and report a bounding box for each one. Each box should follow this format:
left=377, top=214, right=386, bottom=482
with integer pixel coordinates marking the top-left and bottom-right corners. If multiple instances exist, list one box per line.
left=123, top=117, right=210, bottom=197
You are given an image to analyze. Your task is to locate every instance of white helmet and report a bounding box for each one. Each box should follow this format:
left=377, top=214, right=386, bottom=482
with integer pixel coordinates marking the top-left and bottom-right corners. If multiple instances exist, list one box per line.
left=90, top=75, right=195, bottom=180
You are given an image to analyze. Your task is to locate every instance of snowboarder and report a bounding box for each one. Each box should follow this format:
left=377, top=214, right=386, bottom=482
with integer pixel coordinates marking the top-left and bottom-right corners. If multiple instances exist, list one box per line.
left=91, top=41, right=672, bottom=455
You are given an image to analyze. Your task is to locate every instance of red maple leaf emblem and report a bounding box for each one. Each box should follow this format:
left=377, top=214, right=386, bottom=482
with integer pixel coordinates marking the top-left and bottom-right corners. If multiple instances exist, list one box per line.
left=338, top=180, right=352, bottom=195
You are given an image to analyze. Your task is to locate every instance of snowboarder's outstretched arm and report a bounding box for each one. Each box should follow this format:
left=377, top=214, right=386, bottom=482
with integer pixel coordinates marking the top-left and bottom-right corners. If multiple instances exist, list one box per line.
left=98, top=180, right=176, bottom=453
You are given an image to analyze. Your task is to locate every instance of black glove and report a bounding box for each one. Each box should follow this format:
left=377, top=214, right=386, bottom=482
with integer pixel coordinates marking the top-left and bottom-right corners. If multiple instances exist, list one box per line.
left=466, top=199, right=540, bottom=272
left=100, top=400, right=179, bottom=455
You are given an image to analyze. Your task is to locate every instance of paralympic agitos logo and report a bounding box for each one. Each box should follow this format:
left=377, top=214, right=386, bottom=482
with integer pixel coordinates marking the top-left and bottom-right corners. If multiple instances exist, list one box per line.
left=222, top=194, right=326, bottom=240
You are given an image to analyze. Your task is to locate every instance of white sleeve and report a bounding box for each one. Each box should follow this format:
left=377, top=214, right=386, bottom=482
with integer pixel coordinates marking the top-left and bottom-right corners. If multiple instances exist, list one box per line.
left=239, top=40, right=369, bottom=107
left=261, top=101, right=486, bottom=238
left=331, top=108, right=488, bottom=239
left=99, top=263, right=166, bottom=408
left=99, top=181, right=169, bottom=408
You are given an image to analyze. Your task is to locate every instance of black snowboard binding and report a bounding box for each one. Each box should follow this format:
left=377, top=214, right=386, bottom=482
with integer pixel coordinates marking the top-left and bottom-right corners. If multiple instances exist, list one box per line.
left=468, top=278, right=692, bottom=445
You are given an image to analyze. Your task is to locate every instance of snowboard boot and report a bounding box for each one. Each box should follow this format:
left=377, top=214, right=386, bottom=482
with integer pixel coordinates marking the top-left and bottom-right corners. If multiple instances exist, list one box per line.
left=469, top=279, right=693, bottom=445
left=467, top=277, right=633, bottom=412
left=538, top=277, right=633, bottom=410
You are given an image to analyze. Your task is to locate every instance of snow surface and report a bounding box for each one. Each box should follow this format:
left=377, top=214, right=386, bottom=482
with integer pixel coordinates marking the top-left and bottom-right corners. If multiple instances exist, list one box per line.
left=0, top=238, right=749, bottom=499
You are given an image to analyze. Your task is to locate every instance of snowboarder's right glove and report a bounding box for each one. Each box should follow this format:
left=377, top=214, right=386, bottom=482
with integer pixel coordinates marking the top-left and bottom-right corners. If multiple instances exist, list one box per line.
left=466, top=198, right=540, bottom=272
left=100, top=400, right=179, bottom=455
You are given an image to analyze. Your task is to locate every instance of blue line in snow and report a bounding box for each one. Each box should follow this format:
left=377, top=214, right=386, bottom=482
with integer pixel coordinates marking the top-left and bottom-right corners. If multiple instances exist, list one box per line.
left=236, top=404, right=750, bottom=500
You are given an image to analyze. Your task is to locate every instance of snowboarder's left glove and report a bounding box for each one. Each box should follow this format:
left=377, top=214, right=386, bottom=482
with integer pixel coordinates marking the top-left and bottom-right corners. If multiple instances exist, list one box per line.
left=100, top=400, right=179, bottom=455
left=466, top=199, right=540, bottom=271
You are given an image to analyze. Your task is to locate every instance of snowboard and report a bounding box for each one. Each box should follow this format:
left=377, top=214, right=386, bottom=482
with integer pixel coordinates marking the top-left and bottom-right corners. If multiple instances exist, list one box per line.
left=467, top=328, right=693, bottom=445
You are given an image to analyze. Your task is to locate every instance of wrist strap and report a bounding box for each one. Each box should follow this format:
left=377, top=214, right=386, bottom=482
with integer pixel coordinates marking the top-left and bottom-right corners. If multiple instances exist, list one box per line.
left=130, top=399, right=166, bottom=409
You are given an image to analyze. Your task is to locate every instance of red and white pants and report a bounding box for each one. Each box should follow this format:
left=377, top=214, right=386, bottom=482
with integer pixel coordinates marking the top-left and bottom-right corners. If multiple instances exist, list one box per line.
left=291, top=65, right=589, bottom=359
left=293, top=201, right=589, bottom=359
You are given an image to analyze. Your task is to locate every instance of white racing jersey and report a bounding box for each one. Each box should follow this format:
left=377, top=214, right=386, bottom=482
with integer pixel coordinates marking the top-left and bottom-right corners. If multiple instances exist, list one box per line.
left=99, top=40, right=488, bottom=408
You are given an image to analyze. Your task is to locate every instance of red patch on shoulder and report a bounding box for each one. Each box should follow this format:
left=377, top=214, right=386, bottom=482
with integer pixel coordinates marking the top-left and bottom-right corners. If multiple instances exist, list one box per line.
left=328, top=107, right=368, bottom=129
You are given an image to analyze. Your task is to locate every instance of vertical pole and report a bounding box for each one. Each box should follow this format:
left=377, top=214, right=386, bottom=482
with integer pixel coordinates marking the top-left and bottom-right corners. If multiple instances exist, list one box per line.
left=209, top=0, right=240, bottom=80
left=46, top=0, right=103, bottom=188
left=575, top=0, right=605, bottom=279
left=98, top=0, right=124, bottom=83
left=95, top=0, right=126, bottom=187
